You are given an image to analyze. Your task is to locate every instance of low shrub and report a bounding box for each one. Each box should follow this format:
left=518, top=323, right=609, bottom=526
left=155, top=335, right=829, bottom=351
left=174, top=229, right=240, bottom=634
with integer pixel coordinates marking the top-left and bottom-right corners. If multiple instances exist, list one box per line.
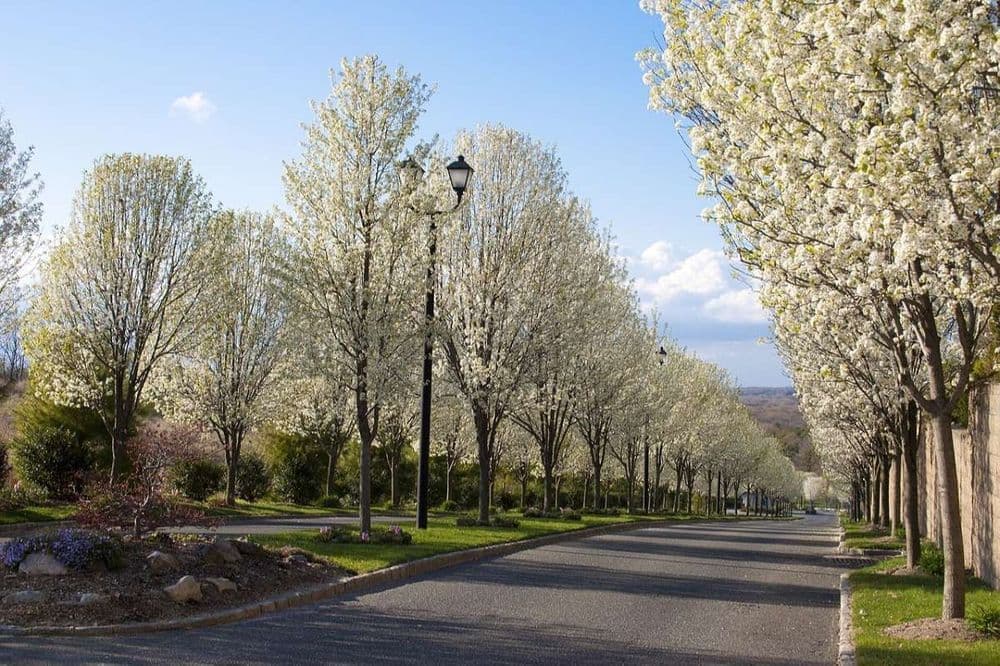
left=969, top=605, right=1000, bottom=638
left=172, top=458, right=225, bottom=502
left=0, top=529, right=124, bottom=571
left=437, top=500, right=460, bottom=512
left=236, top=453, right=270, bottom=502
left=559, top=508, right=582, bottom=521
left=496, top=490, right=516, bottom=511
left=920, top=542, right=945, bottom=576
left=9, top=425, right=92, bottom=499
left=0, top=485, right=46, bottom=512
left=316, top=495, right=342, bottom=509
left=315, top=524, right=413, bottom=545
left=522, top=507, right=543, bottom=518
left=584, top=507, right=621, bottom=517
left=455, top=515, right=520, bottom=528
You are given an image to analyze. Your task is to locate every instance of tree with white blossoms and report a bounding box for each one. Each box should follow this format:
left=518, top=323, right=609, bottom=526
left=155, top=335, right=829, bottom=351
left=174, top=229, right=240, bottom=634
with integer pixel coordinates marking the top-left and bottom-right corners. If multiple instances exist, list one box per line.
left=431, top=392, right=473, bottom=505
left=283, top=55, right=428, bottom=533
left=437, top=124, right=570, bottom=523
left=510, top=202, right=611, bottom=512
left=152, top=210, right=289, bottom=506
left=0, top=109, right=42, bottom=330
left=641, top=0, right=999, bottom=619
left=24, top=153, right=213, bottom=481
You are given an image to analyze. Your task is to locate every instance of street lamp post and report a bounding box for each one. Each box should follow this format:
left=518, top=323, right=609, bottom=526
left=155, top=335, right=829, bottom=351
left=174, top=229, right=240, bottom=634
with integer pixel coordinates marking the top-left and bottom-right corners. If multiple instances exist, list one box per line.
left=650, top=346, right=667, bottom=513
left=401, top=154, right=473, bottom=529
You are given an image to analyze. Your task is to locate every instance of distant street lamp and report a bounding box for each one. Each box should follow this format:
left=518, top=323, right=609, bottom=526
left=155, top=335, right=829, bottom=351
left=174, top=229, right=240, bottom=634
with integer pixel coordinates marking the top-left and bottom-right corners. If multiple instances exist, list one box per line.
left=646, top=346, right=667, bottom=513
left=401, top=154, right=474, bottom=529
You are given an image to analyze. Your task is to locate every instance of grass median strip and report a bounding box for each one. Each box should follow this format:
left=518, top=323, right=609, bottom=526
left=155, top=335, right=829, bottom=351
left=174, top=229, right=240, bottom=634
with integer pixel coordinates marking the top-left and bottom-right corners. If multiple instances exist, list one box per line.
left=850, top=556, right=1000, bottom=665
left=250, top=513, right=774, bottom=575
left=0, top=504, right=75, bottom=526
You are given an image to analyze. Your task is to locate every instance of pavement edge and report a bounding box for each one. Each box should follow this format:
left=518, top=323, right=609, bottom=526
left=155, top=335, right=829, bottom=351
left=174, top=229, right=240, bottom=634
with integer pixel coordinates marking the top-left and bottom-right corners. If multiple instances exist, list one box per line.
left=838, top=572, right=856, bottom=666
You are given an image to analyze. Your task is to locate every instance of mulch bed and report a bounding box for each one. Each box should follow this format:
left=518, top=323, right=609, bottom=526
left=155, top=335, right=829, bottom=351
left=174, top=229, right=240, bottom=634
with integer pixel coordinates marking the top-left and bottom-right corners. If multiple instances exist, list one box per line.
left=884, top=618, right=985, bottom=642
left=0, top=535, right=347, bottom=628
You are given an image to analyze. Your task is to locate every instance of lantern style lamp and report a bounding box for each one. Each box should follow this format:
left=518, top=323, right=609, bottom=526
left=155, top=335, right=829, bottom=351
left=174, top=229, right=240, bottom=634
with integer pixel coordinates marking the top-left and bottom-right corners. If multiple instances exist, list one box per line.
left=446, top=155, right=473, bottom=202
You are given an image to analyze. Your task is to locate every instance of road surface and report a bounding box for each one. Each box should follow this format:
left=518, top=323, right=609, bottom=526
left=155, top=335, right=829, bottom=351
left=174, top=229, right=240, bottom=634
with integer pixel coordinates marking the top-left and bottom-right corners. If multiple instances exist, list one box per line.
left=2, top=513, right=845, bottom=665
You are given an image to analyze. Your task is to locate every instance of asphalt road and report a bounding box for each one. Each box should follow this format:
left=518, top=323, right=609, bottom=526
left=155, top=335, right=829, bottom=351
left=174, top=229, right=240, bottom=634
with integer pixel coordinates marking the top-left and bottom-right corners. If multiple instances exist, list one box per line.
left=2, top=513, right=844, bottom=665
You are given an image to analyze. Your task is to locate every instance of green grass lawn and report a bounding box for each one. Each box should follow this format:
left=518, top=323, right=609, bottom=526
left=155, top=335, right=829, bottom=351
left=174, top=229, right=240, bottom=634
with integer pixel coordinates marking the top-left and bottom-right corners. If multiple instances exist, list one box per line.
left=196, top=499, right=358, bottom=519
left=852, top=556, right=1000, bottom=665
left=0, top=503, right=76, bottom=526
left=252, top=512, right=772, bottom=575
left=841, top=516, right=906, bottom=551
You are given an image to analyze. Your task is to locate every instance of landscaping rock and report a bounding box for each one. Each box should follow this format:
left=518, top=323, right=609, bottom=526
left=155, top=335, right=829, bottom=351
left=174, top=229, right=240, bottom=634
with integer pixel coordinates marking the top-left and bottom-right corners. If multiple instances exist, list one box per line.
left=3, top=590, right=45, bottom=604
left=204, top=577, right=237, bottom=593
left=18, top=552, right=68, bottom=576
left=283, top=553, right=310, bottom=566
left=78, top=592, right=107, bottom=605
left=146, top=550, right=181, bottom=574
left=201, top=539, right=242, bottom=565
left=164, top=575, right=203, bottom=603
left=232, top=538, right=264, bottom=557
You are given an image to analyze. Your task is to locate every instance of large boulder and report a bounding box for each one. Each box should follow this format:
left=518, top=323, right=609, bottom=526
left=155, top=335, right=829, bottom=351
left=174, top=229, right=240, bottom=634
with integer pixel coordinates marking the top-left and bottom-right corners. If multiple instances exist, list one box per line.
left=201, top=539, right=242, bottom=565
left=146, top=550, right=181, bottom=574
left=3, top=590, right=45, bottom=604
left=204, top=577, right=238, bottom=593
left=164, top=575, right=203, bottom=603
left=19, top=552, right=68, bottom=576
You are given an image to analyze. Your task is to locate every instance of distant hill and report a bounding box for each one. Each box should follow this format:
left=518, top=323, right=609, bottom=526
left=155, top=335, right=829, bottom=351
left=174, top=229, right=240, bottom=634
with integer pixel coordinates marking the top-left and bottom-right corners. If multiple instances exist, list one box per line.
left=738, top=387, right=819, bottom=472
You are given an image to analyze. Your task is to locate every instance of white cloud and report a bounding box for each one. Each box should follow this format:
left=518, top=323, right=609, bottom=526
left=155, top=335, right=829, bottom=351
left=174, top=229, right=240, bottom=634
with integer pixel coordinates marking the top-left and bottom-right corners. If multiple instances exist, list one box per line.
left=634, top=248, right=728, bottom=304
left=703, top=288, right=768, bottom=324
left=170, top=92, right=216, bottom=122
left=639, top=240, right=673, bottom=271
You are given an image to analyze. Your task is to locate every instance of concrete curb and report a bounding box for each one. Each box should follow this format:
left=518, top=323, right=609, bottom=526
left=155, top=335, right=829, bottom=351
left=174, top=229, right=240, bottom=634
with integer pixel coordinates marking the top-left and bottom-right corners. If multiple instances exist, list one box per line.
left=838, top=573, right=856, bottom=666
left=0, top=518, right=679, bottom=637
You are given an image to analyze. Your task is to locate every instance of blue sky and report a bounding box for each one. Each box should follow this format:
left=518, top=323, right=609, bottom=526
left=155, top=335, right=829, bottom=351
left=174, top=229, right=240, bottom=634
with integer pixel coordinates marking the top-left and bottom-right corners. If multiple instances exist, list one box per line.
left=0, top=0, right=787, bottom=386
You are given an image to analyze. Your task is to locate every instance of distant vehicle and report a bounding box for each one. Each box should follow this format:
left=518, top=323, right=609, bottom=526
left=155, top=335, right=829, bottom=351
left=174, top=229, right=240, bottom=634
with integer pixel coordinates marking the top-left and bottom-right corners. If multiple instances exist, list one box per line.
left=805, top=507, right=817, bottom=515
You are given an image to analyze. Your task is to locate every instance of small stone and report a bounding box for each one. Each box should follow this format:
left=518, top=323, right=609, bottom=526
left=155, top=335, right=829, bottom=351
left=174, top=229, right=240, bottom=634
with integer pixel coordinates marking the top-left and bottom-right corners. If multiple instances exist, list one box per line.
left=201, top=539, right=242, bottom=565
left=4, top=590, right=45, bottom=604
left=283, top=553, right=309, bottom=566
left=164, top=575, right=203, bottom=603
left=204, top=576, right=237, bottom=593
left=232, top=539, right=264, bottom=557
left=19, top=552, right=68, bottom=576
left=78, top=592, right=107, bottom=605
left=146, top=550, right=181, bottom=574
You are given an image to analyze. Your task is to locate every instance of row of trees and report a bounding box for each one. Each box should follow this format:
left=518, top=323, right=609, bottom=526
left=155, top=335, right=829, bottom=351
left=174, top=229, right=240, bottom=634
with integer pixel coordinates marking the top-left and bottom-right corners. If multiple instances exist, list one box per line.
left=641, top=0, right=999, bottom=619
left=2, top=54, right=801, bottom=536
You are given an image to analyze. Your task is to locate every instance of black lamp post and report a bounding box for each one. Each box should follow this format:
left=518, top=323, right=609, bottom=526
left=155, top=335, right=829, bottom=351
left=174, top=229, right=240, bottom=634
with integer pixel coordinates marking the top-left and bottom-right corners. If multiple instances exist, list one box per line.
left=645, top=346, right=667, bottom=513
left=402, top=154, right=473, bottom=529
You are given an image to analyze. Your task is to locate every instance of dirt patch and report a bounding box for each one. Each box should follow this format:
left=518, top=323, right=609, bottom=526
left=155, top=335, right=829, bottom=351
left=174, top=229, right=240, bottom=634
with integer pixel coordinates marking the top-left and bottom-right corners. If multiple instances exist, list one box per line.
left=0, top=536, right=348, bottom=628
left=884, top=617, right=984, bottom=642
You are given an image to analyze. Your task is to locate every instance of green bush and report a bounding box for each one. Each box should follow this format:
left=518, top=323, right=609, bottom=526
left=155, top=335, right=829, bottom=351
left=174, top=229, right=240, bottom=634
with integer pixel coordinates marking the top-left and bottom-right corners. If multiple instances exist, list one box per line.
left=522, top=506, right=543, bottom=518
left=13, top=388, right=109, bottom=469
left=263, top=431, right=324, bottom=506
left=235, top=453, right=270, bottom=502
left=559, top=508, right=582, bottom=521
left=437, top=499, right=460, bottom=512
left=969, top=605, right=1000, bottom=638
left=0, top=485, right=46, bottom=511
left=271, top=447, right=323, bottom=505
left=456, top=515, right=520, bottom=528
left=316, top=495, right=342, bottom=508
left=920, top=543, right=945, bottom=576
left=172, top=458, right=225, bottom=502
left=10, top=426, right=92, bottom=499
left=0, top=440, right=8, bottom=485
left=496, top=490, right=516, bottom=511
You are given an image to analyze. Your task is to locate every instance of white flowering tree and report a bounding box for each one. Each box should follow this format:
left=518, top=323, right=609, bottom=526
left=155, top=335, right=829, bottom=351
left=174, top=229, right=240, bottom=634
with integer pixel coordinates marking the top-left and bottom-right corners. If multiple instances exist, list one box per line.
left=438, top=124, right=570, bottom=523
left=431, top=393, right=474, bottom=505
left=283, top=55, right=428, bottom=533
left=24, top=153, right=213, bottom=481
left=642, top=0, right=998, bottom=619
left=0, top=109, right=41, bottom=330
left=152, top=210, right=289, bottom=505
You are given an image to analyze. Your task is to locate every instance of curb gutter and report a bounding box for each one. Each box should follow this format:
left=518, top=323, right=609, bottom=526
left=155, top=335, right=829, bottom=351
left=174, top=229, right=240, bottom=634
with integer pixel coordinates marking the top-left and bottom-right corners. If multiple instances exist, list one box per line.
left=0, top=518, right=675, bottom=637
left=838, top=573, right=856, bottom=666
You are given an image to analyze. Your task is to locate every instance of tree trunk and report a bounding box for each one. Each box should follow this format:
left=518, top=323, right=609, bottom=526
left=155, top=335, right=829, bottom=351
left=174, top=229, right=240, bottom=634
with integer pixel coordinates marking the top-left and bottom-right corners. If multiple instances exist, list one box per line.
left=705, top=470, right=714, bottom=516
left=890, top=448, right=901, bottom=536
left=326, top=452, right=336, bottom=497
left=879, top=456, right=890, bottom=529
left=390, top=463, right=399, bottom=507
left=474, top=410, right=491, bottom=524
left=542, top=467, right=554, bottom=512
left=903, top=402, right=922, bottom=568
left=931, top=410, right=966, bottom=619
left=358, top=428, right=373, bottom=534
left=445, top=464, right=452, bottom=503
